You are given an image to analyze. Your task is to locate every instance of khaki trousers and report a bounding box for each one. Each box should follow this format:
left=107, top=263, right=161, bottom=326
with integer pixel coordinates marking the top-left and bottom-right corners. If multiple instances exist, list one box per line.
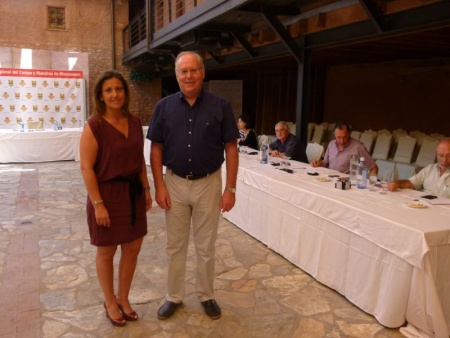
left=164, top=169, right=222, bottom=303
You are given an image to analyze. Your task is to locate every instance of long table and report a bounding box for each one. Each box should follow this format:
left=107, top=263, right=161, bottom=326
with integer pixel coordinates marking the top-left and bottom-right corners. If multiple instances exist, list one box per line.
left=223, top=153, right=450, bottom=338
left=0, top=128, right=83, bottom=163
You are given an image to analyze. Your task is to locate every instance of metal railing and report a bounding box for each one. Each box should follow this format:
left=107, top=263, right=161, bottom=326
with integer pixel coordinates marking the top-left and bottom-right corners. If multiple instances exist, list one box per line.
left=123, top=8, right=147, bottom=52
left=123, top=0, right=200, bottom=54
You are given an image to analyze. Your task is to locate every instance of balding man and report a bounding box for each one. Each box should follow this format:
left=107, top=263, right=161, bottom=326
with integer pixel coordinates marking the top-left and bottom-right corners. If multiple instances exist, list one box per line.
left=388, top=137, right=450, bottom=196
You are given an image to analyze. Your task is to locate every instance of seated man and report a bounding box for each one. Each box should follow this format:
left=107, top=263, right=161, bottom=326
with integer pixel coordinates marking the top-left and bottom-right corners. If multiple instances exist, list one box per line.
left=269, top=121, right=308, bottom=163
left=311, top=121, right=378, bottom=176
left=388, top=138, right=450, bottom=196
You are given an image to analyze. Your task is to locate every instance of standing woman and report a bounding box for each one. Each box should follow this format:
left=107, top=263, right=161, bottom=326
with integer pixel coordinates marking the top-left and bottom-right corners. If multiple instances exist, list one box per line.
left=237, top=113, right=258, bottom=150
left=80, top=70, right=152, bottom=327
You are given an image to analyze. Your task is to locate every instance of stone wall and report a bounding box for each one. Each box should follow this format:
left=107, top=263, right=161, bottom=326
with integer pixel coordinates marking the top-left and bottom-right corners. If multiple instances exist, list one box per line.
left=0, top=0, right=160, bottom=125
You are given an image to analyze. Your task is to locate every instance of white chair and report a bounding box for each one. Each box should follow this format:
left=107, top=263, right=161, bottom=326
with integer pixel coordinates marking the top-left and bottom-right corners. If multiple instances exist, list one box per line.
left=409, top=130, right=423, bottom=138
left=307, top=123, right=316, bottom=142
left=377, top=129, right=391, bottom=136
left=414, top=137, right=439, bottom=168
left=410, top=132, right=427, bottom=163
left=359, top=132, right=374, bottom=154
left=257, top=135, right=269, bottom=149
left=306, top=142, right=324, bottom=163
left=392, top=128, right=408, bottom=141
left=372, top=134, right=392, bottom=160
left=324, top=122, right=336, bottom=144
left=289, top=123, right=296, bottom=136
left=311, top=125, right=325, bottom=144
left=285, top=121, right=295, bottom=134
left=376, top=159, right=396, bottom=181
left=430, top=133, right=446, bottom=140
left=364, top=129, right=378, bottom=140
left=393, top=135, right=416, bottom=164
left=350, top=130, right=361, bottom=140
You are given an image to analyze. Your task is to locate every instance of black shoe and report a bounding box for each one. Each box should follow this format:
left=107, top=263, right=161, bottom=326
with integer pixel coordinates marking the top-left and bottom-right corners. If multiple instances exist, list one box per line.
left=157, top=301, right=181, bottom=320
left=201, top=299, right=221, bottom=320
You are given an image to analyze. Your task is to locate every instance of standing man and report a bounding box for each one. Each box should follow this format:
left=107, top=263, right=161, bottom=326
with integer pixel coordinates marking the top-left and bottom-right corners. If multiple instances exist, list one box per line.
left=147, top=51, right=239, bottom=320
left=311, top=121, right=378, bottom=176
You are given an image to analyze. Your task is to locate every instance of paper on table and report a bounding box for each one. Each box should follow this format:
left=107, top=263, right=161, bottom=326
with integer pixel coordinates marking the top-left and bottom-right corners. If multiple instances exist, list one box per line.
left=426, top=198, right=450, bottom=205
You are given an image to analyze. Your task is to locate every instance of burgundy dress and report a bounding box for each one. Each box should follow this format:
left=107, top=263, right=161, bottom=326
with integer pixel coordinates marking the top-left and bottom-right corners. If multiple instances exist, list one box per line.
left=86, top=115, right=147, bottom=246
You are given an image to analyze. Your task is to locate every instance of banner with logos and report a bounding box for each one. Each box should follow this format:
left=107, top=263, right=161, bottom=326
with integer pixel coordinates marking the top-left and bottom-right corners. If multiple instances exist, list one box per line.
left=0, top=68, right=86, bottom=129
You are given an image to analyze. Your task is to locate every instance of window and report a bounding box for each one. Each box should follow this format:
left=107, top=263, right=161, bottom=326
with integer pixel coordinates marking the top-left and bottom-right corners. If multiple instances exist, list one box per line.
left=48, top=6, right=66, bottom=30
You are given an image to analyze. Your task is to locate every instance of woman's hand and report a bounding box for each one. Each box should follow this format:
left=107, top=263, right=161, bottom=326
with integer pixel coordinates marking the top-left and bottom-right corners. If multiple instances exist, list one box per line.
left=95, top=204, right=111, bottom=227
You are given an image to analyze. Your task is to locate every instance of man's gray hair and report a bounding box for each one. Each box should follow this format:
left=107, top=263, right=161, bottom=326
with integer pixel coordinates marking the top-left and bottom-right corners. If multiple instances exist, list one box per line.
left=175, top=51, right=204, bottom=70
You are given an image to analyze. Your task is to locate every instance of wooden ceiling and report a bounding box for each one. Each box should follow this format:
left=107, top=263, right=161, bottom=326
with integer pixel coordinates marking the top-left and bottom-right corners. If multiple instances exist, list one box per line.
left=126, top=0, right=450, bottom=74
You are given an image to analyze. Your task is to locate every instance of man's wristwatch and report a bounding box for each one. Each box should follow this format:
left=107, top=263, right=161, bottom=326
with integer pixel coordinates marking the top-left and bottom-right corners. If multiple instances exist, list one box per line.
left=225, top=187, right=236, bottom=194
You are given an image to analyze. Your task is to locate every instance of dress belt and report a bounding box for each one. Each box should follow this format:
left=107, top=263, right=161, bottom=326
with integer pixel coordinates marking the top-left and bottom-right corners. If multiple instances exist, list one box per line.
left=169, top=169, right=208, bottom=181
left=109, top=175, right=142, bottom=226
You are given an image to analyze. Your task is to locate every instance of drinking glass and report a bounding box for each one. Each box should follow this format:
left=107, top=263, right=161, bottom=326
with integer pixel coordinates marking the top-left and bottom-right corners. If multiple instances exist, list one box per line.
left=380, top=176, right=388, bottom=194
left=239, top=146, right=248, bottom=154
left=369, top=176, right=377, bottom=191
left=281, top=155, right=291, bottom=169
left=349, top=154, right=359, bottom=183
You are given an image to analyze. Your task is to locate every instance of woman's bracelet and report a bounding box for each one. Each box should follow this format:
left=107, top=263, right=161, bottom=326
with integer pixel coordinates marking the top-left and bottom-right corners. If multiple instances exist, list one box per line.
left=92, top=199, right=103, bottom=205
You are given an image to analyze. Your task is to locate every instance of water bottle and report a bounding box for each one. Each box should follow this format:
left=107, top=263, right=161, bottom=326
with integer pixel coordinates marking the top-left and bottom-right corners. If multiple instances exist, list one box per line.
left=260, top=142, right=269, bottom=164
left=20, top=122, right=24, bottom=132
left=54, top=120, right=59, bottom=130
left=356, top=157, right=368, bottom=189
left=349, top=154, right=358, bottom=183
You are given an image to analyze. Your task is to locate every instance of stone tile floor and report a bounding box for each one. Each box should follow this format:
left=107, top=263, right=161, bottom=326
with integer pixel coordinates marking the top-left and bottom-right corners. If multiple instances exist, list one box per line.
left=0, top=161, right=406, bottom=337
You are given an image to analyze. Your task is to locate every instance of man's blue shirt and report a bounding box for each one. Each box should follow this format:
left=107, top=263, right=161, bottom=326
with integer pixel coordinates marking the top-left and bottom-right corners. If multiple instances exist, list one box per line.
left=147, top=90, right=239, bottom=176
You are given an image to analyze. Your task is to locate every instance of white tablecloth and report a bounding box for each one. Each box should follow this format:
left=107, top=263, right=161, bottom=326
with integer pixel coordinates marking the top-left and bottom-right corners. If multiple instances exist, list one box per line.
left=0, top=128, right=83, bottom=163
left=223, top=154, right=450, bottom=338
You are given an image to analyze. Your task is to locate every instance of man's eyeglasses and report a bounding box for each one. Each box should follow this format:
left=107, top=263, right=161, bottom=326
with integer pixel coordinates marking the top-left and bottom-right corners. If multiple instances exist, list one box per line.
left=176, top=68, right=203, bottom=76
left=275, top=129, right=287, bottom=133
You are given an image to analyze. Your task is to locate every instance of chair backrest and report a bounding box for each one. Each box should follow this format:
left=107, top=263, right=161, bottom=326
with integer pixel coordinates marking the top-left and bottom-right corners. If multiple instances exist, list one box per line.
left=306, top=142, right=324, bottom=162
left=415, top=137, right=438, bottom=168
left=307, top=123, right=316, bottom=142
left=350, top=130, right=361, bottom=140
left=413, top=132, right=427, bottom=147
left=393, top=135, right=416, bottom=164
left=430, top=133, right=446, bottom=140
left=372, top=134, right=392, bottom=160
left=257, top=135, right=269, bottom=149
left=289, top=123, right=296, bottom=136
left=363, top=130, right=378, bottom=143
left=311, top=125, right=325, bottom=144
left=377, top=129, right=391, bottom=136
left=359, top=132, right=374, bottom=154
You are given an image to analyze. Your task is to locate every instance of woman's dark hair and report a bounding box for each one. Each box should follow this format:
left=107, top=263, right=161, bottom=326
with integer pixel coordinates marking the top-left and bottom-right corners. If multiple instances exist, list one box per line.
left=92, top=70, right=130, bottom=117
left=238, top=113, right=254, bottom=129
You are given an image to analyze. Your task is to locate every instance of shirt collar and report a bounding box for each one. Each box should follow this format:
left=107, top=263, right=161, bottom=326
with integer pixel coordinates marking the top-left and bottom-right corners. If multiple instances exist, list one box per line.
left=178, top=89, right=203, bottom=105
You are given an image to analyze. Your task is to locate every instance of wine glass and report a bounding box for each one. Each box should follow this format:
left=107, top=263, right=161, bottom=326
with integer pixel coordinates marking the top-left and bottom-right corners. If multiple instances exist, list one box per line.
left=379, top=176, right=388, bottom=194
left=281, top=154, right=291, bottom=169
left=369, top=175, right=377, bottom=191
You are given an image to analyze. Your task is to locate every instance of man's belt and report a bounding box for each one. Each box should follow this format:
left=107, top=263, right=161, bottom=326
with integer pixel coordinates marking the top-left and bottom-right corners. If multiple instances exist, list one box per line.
left=170, top=169, right=208, bottom=181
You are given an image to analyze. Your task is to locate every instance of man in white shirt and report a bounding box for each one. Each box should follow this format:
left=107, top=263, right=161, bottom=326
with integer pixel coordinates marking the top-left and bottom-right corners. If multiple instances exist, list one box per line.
left=388, top=138, right=450, bottom=196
